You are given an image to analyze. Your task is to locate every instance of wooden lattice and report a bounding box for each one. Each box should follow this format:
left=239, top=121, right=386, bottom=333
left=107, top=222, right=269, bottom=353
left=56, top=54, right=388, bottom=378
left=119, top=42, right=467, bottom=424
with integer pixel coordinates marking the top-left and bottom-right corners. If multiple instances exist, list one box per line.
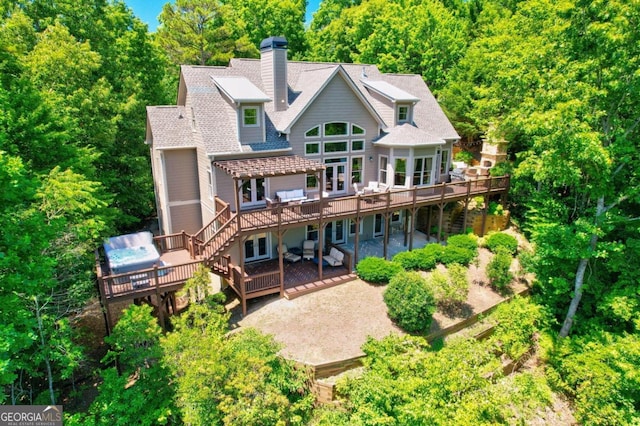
left=214, top=155, right=325, bottom=179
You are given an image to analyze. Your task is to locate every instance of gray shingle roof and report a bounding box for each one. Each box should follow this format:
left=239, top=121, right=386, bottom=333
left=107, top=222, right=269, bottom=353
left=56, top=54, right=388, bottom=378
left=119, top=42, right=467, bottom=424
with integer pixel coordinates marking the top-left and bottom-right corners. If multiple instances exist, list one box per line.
left=374, top=123, right=445, bottom=147
left=147, top=56, right=459, bottom=155
left=146, top=106, right=194, bottom=149
left=361, top=79, right=420, bottom=102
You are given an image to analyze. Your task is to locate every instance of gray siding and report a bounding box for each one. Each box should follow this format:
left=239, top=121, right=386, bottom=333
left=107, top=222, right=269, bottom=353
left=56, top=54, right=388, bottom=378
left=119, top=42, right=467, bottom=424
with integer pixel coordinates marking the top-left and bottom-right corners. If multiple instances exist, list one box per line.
left=238, top=103, right=264, bottom=143
left=290, top=74, right=381, bottom=192
left=169, top=204, right=202, bottom=234
left=165, top=149, right=200, bottom=202
left=368, top=90, right=394, bottom=126
left=214, top=168, right=236, bottom=209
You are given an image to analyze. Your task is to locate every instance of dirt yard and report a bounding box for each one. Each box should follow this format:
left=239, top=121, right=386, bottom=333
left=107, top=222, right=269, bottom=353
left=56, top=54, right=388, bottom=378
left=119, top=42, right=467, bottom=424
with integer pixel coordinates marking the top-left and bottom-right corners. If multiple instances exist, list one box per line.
left=232, top=247, right=529, bottom=366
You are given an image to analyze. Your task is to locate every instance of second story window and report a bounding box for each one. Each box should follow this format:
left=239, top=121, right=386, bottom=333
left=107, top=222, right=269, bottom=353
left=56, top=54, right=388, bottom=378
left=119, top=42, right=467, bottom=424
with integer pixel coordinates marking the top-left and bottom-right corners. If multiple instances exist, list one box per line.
left=243, top=107, right=259, bottom=127
left=397, top=105, right=409, bottom=123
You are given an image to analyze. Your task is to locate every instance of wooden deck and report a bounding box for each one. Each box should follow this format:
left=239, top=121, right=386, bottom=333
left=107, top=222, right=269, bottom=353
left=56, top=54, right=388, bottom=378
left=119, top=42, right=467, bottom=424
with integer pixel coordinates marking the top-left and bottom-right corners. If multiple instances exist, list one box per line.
left=98, top=176, right=510, bottom=330
left=236, top=177, right=508, bottom=234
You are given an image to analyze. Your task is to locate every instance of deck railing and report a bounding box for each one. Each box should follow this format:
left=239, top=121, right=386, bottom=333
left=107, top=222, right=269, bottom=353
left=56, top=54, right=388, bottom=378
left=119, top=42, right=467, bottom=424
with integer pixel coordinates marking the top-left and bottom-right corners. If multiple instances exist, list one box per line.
left=244, top=270, right=280, bottom=294
left=192, top=198, right=232, bottom=254
left=101, top=259, right=203, bottom=300
left=154, top=232, right=191, bottom=254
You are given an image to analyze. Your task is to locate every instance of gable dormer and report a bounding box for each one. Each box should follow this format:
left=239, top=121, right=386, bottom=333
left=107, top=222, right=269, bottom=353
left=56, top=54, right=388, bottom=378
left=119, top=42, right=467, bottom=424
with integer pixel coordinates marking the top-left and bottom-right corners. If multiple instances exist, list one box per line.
left=361, top=79, right=420, bottom=126
left=213, top=76, right=271, bottom=143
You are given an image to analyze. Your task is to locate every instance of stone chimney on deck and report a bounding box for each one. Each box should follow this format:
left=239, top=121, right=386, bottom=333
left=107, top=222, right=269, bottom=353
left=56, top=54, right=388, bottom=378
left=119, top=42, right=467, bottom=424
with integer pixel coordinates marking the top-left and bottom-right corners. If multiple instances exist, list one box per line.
left=260, top=36, right=288, bottom=112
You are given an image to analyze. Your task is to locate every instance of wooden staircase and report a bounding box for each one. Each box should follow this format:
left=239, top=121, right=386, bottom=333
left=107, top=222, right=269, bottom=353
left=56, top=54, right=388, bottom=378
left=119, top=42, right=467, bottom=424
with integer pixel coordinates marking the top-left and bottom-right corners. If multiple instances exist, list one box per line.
left=191, top=202, right=239, bottom=279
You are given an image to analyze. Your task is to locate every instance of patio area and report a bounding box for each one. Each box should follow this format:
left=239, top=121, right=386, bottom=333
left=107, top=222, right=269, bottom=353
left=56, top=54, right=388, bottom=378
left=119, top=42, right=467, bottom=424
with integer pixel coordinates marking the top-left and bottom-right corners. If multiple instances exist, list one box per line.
left=342, top=230, right=433, bottom=260
left=244, top=257, right=350, bottom=290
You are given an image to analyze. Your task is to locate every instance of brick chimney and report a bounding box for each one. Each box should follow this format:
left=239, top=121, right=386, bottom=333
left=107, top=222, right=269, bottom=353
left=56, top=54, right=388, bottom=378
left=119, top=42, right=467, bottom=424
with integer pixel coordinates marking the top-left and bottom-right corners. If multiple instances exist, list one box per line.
left=260, top=36, right=288, bottom=112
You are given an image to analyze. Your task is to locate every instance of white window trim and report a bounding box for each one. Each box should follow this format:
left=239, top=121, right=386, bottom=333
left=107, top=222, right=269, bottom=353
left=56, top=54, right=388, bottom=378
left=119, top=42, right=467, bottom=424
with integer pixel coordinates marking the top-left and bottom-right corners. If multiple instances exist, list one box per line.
left=348, top=219, right=364, bottom=236
left=305, top=141, right=321, bottom=156
left=242, top=106, right=260, bottom=127
left=207, top=167, right=214, bottom=200
left=244, top=233, right=270, bottom=262
left=305, top=125, right=320, bottom=138
left=351, top=139, right=365, bottom=152
left=351, top=156, right=364, bottom=185
left=323, top=121, right=349, bottom=137
left=397, top=105, right=409, bottom=123
left=413, top=156, right=435, bottom=187
left=379, top=155, right=389, bottom=186
left=393, top=157, right=409, bottom=188
left=323, top=140, right=349, bottom=154
left=351, top=124, right=366, bottom=136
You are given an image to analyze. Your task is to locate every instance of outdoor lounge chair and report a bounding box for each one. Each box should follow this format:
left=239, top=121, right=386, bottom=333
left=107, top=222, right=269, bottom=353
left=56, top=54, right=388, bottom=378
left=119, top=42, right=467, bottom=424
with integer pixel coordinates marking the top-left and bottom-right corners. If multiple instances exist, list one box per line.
left=353, top=182, right=364, bottom=196
left=323, top=247, right=344, bottom=267
left=302, top=240, right=315, bottom=260
left=278, top=244, right=301, bottom=263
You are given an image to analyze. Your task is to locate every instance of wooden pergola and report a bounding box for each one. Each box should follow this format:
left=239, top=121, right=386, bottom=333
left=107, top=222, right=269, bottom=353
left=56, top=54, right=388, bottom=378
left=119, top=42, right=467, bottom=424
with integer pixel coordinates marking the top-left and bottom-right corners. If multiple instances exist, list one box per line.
left=214, top=155, right=329, bottom=308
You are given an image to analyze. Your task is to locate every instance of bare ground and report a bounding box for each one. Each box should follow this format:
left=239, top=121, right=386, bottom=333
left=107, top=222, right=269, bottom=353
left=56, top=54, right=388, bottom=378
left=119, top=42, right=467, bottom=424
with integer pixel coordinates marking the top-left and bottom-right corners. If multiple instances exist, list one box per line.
left=232, top=247, right=529, bottom=365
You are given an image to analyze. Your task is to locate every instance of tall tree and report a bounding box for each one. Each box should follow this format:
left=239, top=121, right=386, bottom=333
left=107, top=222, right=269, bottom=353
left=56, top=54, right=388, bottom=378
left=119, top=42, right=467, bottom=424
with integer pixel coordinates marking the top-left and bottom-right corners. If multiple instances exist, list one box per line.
left=156, top=0, right=258, bottom=66
left=441, top=0, right=640, bottom=336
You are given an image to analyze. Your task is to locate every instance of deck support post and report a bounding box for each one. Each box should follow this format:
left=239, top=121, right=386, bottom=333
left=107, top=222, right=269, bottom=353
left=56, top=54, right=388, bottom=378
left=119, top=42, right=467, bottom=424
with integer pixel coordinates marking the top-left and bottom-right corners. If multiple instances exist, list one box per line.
left=480, top=194, right=490, bottom=237
left=426, top=206, right=432, bottom=241
left=353, top=217, right=361, bottom=267
left=153, top=266, right=166, bottom=331
left=277, top=230, right=285, bottom=297
left=383, top=212, right=391, bottom=260
left=462, top=180, right=472, bottom=234
left=319, top=223, right=326, bottom=280
left=239, top=236, right=247, bottom=316
left=437, top=204, right=445, bottom=243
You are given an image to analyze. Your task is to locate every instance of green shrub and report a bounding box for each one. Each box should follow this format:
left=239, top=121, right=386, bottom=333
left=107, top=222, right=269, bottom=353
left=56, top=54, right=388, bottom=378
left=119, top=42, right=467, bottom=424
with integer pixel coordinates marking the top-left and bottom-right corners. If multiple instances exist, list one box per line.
left=441, top=246, right=476, bottom=266
left=548, top=332, right=640, bottom=426
left=446, top=234, right=478, bottom=254
left=384, top=271, right=436, bottom=333
left=392, top=250, right=422, bottom=270
left=485, top=232, right=518, bottom=255
left=356, top=257, right=403, bottom=284
left=489, top=297, right=544, bottom=359
left=454, top=150, right=474, bottom=165
left=446, top=263, right=470, bottom=304
left=489, top=161, right=512, bottom=177
left=416, top=243, right=444, bottom=270
left=427, top=266, right=469, bottom=307
left=487, top=247, right=513, bottom=292
left=488, top=201, right=504, bottom=216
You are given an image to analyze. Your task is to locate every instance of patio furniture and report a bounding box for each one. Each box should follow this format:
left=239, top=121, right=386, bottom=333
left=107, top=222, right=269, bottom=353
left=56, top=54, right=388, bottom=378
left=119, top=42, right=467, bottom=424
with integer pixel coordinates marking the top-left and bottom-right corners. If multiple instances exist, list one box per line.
left=302, top=240, right=315, bottom=260
left=364, top=181, right=379, bottom=194
left=353, top=182, right=364, bottom=196
left=276, top=189, right=307, bottom=204
left=323, top=247, right=344, bottom=267
left=278, top=244, right=301, bottom=263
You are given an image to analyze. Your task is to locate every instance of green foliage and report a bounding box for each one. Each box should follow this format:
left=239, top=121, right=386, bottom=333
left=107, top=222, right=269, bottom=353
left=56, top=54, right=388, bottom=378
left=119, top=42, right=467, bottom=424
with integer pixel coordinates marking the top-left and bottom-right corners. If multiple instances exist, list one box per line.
left=355, top=257, right=403, bottom=284
left=487, top=201, right=504, bottom=215
left=392, top=250, right=422, bottom=270
left=103, top=305, right=163, bottom=373
left=384, top=271, right=436, bottom=333
left=446, top=233, right=479, bottom=253
left=78, top=305, right=176, bottom=425
left=427, top=264, right=469, bottom=310
left=441, top=245, right=476, bottom=266
left=454, top=150, right=474, bottom=165
left=487, top=247, right=514, bottom=292
left=489, top=161, right=512, bottom=177
left=485, top=232, right=518, bottom=254
left=415, top=243, right=445, bottom=270
left=162, top=302, right=313, bottom=425
left=547, top=332, right=640, bottom=425
left=489, top=297, right=545, bottom=359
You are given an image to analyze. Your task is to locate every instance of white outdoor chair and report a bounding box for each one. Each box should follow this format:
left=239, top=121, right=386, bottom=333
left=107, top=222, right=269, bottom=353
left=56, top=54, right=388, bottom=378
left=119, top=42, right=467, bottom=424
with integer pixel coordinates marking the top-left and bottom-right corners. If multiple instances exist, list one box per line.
left=278, top=244, right=301, bottom=263
left=302, top=240, right=315, bottom=260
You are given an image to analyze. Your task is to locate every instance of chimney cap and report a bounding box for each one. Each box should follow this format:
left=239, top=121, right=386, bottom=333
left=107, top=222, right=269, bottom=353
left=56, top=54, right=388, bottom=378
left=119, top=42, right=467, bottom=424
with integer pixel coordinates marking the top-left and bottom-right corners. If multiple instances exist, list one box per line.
left=260, top=36, right=288, bottom=51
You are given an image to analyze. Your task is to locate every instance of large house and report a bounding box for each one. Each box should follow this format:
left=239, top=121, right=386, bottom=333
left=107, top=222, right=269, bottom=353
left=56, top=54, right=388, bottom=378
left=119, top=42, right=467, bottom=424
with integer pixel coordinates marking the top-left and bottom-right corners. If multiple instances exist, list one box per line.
left=98, top=36, right=509, bottom=328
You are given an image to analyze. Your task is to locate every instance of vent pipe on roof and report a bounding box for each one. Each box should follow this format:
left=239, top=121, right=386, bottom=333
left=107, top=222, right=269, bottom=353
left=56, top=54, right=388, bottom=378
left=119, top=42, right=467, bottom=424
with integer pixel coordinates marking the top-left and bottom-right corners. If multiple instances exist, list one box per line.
left=260, top=36, right=288, bottom=112
left=361, top=66, right=367, bottom=79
